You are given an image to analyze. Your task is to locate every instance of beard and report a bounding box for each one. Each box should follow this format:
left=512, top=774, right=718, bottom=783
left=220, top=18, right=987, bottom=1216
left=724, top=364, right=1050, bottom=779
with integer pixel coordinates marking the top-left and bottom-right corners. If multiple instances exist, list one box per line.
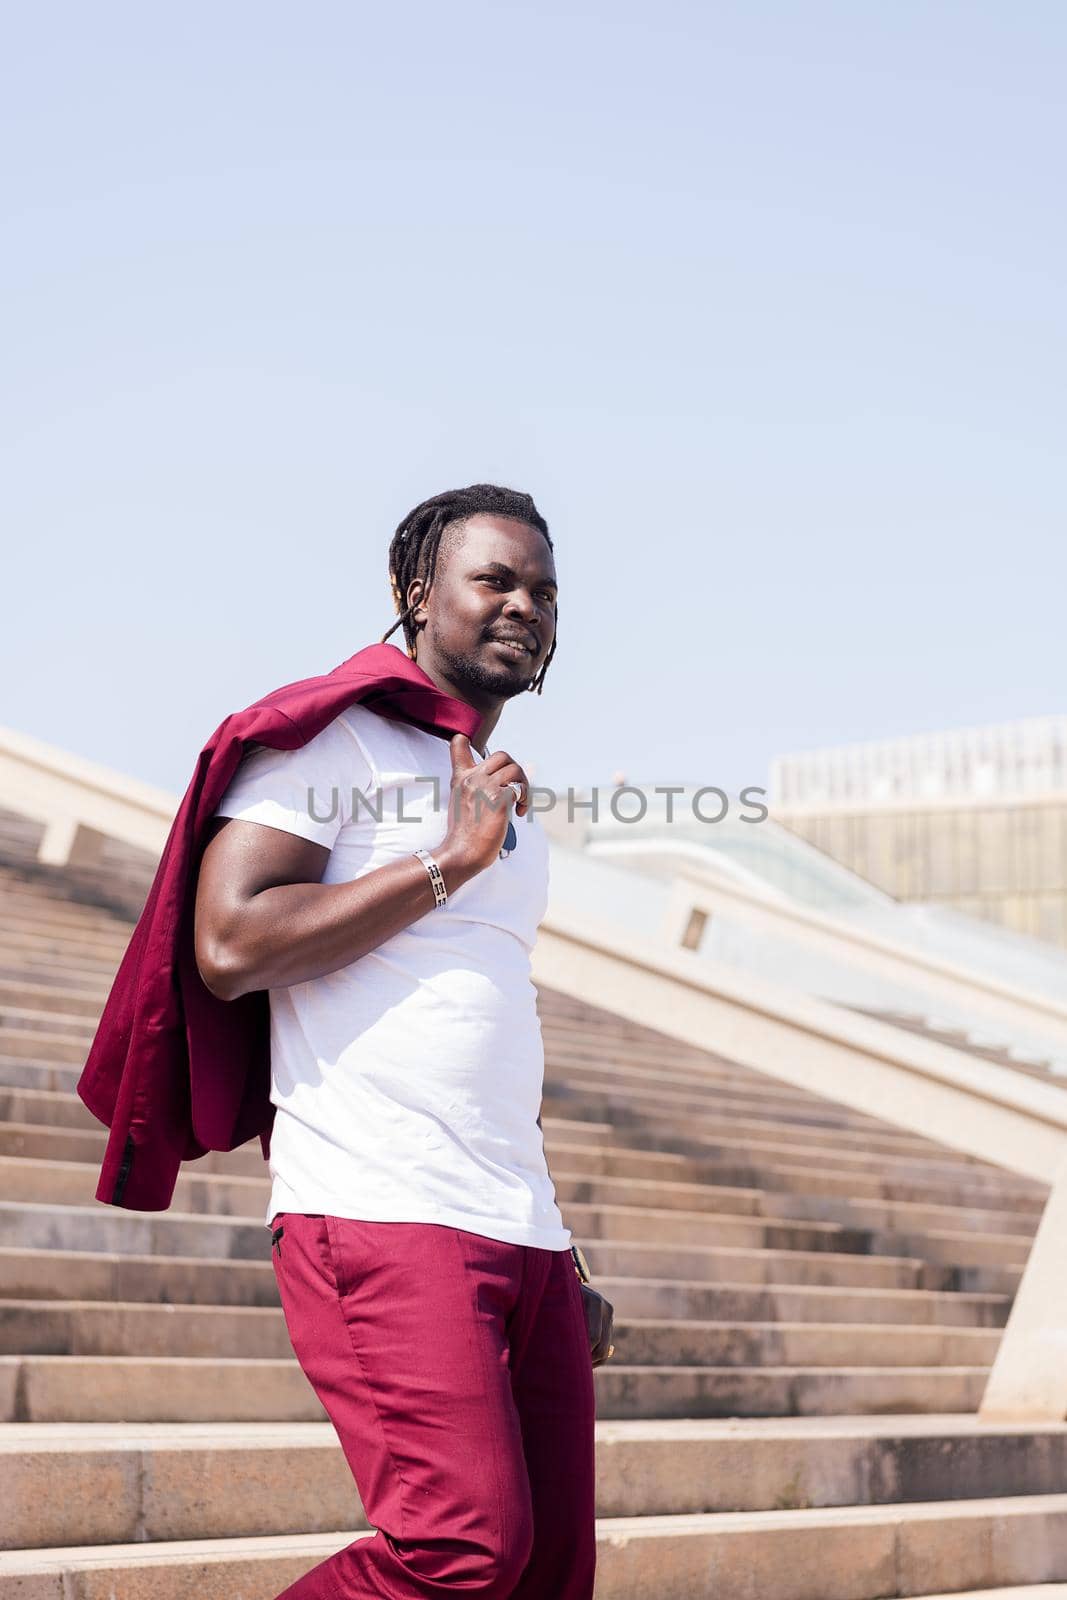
left=431, top=628, right=535, bottom=700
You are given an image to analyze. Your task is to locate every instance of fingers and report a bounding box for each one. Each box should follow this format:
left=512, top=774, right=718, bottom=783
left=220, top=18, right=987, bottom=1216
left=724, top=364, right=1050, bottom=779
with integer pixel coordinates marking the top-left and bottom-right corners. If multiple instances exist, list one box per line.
left=482, top=757, right=531, bottom=817
left=447, top=738, right=535, bottom=831
left=580, top=1285, right=616, bottom=1368
left=452, top=745, right=531, bottom=818
left=503, top=780, right=527, bottom=817
left=591, top=1301, right=615, bottom=1366
left=449, top=733, right=478, bottom=774
left=493, top=774, right=528, bottom=817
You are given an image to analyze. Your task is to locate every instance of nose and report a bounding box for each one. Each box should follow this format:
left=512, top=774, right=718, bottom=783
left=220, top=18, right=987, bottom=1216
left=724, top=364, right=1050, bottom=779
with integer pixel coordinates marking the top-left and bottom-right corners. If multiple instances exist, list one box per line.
left=503, top=588, right=539, bottom=623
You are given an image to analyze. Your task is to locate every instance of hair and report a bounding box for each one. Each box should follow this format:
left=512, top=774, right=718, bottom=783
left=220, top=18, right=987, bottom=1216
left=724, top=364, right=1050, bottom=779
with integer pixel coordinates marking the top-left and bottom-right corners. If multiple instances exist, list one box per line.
left=381, top=482, right=557, bottom=694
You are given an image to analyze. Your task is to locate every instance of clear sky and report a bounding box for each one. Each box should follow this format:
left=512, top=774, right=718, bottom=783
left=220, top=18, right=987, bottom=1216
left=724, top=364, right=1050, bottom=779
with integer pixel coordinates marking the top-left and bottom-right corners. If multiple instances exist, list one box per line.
left=2, top=1, right=1063, bottom=800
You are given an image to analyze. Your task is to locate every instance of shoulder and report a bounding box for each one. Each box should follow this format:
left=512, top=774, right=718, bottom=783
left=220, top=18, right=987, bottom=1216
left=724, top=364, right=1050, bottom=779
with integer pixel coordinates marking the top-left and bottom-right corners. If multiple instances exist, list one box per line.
left=232, top=708, right=374, bottom=789
left=335, top=704, right=448, bottom=767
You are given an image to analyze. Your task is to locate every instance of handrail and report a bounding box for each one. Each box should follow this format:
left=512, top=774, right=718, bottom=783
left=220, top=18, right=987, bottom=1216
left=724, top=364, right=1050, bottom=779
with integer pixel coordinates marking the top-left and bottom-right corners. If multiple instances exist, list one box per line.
left=535, top=900, right=1067, bottom=1179
left=599, top=843, right=1067, bottom=1056
left=0, top=724, right=174, bottom=865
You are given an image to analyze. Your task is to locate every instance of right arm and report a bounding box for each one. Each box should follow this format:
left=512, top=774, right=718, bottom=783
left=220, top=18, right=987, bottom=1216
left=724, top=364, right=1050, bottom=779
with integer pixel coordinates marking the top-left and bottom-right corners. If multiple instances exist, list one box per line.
left=194, top=733, right=529, bottom=1002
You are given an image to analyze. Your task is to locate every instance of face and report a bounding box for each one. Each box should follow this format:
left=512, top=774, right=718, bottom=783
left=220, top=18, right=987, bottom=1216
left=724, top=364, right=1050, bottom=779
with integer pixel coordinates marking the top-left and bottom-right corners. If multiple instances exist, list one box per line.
left=407, top=514, right=557, bottom=702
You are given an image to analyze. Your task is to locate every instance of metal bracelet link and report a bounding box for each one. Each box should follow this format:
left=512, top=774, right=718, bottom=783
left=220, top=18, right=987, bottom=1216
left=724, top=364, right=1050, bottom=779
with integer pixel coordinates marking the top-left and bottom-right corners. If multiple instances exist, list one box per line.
left=414, top=848, right=448, bottom=908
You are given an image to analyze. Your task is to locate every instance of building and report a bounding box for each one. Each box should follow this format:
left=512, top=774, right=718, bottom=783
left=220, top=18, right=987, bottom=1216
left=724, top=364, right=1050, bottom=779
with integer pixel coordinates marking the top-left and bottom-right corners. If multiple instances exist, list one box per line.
left=770, top=716, right=1067, bottom=949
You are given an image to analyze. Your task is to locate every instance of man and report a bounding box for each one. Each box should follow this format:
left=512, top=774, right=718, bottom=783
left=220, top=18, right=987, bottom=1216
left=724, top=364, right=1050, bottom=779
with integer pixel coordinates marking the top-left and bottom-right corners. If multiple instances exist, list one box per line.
left=194, top=483, right=613, bottom=1599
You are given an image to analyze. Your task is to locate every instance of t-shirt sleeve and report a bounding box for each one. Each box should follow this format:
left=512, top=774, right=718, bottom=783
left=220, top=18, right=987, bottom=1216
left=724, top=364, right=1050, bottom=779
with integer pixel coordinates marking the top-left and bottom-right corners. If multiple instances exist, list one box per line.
left=212, top=720, right=374, bottom=850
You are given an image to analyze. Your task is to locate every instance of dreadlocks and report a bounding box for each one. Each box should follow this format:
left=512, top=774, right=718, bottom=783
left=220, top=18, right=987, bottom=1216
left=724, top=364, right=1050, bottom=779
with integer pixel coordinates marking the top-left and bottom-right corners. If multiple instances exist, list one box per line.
left=381, top=483, right=557, bottom=695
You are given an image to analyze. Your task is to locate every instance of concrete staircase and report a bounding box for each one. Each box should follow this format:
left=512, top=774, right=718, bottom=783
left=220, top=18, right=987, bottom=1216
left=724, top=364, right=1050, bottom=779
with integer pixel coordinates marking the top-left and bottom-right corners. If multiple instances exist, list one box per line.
left=3, top=857, right=1067, bottom=1597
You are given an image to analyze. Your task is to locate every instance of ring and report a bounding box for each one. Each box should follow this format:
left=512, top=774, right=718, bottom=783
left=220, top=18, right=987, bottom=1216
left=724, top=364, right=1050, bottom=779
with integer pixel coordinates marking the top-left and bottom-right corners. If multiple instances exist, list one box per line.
left=607, top=1343, right=615, bottom=1358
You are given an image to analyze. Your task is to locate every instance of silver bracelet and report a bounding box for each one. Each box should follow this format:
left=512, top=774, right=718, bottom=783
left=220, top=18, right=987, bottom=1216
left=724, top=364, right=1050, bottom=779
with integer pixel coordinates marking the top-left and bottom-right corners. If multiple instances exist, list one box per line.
left=414, top=848, right=448, bottom=907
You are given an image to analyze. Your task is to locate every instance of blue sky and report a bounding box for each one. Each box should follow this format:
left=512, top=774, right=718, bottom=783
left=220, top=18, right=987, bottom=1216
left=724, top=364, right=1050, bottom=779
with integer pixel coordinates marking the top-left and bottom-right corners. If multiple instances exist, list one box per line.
left=2, top=1, right=1063, bottom=799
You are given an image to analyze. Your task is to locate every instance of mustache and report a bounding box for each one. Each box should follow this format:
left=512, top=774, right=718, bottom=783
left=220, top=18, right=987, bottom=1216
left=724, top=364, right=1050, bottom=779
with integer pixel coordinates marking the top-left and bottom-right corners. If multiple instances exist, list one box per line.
left=486, top=629, right=538, bottom=653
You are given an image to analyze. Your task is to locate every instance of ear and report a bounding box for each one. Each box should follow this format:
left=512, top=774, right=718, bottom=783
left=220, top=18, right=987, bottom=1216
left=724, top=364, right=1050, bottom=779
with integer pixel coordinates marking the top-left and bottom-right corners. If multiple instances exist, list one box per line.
left=406, top=578, right=429, bottom=624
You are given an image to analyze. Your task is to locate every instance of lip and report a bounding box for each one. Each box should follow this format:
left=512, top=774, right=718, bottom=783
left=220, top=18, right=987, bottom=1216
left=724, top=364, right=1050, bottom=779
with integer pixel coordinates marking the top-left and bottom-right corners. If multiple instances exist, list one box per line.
left=487, top=633, right=538, bottom=657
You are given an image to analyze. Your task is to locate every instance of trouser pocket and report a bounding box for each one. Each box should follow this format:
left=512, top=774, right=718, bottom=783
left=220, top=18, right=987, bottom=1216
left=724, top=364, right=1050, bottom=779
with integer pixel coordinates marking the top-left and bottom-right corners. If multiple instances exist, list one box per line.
left=270, top=1211, right=327, bottom=1259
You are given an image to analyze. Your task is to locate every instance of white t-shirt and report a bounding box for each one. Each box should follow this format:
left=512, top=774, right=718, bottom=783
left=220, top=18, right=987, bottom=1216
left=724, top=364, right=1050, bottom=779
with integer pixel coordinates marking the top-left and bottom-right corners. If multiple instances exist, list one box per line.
left=212, top=703, right=570, bottom=1252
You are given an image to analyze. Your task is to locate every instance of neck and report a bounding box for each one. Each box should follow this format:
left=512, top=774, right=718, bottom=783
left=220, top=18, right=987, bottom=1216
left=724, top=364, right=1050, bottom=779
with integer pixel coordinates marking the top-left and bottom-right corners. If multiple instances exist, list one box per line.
left=411, top=652, right=504, bottom=753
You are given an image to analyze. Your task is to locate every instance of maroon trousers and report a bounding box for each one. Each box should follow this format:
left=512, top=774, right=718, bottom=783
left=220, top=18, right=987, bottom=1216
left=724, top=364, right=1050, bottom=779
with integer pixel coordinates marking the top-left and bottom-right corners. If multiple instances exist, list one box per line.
left=271, top=1212, right=597, bottom=1599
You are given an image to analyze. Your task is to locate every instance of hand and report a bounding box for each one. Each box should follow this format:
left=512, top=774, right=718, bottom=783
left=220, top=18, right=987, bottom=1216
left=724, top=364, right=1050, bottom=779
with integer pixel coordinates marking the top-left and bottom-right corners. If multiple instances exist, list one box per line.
left=580, top=1282, right=615, bottom=1368
left=439, top=733, right=531, bottom=876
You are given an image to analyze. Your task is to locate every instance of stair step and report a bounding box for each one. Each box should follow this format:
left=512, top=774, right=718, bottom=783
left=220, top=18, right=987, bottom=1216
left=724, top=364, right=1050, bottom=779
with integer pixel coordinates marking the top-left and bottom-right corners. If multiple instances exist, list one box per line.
left=3, top=1414, right=1067, bottom=1550
left=0, top=1122, right=271, bottom=1174
left=0, top=1354, right=989, bottom=1423
left=595, top=1240, right=1020, bottom=1296
left=0, top=1247, right=1012, bottom=1323
left=0, top=1247, right=283, bottom=1306
left=0, top=1030, right=87, bottom=1065
left=0, top=1159, right=1035, bottom=1267
left=0, top=1298, right=1004, bottom=1365
left=0, top=1200, right=272, bottom=1262
left=6, top=1492, right=1067, bottom=1598
left=0, top=1088, right=99, bottom=1130
left=0, top=1007, right=97, bottom=1040
left=0, top=1201, right=1024, bottom=1296
left=6, top=1118, right=1037, bottom=1226
left=0, top=1113, right=1036, bottom=1209
left=559, top=1172, right=1042, bottom=1232
left=0, top=953, right=117, bottom=983
left=914, top=1591, right=1067, bottom=1598
left=0, top=978, right=103, bottom=1016
left=545, top=1098, right=1021, bottom=1169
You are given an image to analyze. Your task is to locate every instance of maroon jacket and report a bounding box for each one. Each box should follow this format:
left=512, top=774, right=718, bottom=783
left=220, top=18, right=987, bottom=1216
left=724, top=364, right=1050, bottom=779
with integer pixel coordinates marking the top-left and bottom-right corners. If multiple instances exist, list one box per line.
left=76, top=642, right=482, bottom=1211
